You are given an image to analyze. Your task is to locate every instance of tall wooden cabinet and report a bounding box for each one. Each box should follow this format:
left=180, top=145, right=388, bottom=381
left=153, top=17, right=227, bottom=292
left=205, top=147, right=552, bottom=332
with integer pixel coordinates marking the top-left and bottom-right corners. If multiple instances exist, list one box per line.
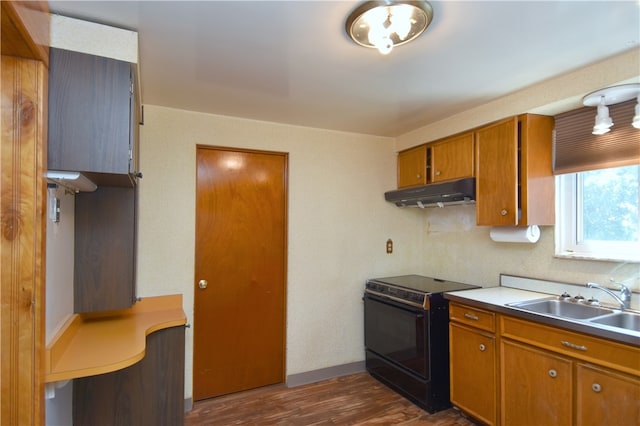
left=475, top=114, right=554, bottom=226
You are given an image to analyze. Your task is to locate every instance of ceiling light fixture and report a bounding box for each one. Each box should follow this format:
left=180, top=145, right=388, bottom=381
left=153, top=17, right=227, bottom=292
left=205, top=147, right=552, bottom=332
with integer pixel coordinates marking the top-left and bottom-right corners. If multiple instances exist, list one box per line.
left=582, top=83, right=640, bottom=135
left=345, top=1, right=434, bottom=55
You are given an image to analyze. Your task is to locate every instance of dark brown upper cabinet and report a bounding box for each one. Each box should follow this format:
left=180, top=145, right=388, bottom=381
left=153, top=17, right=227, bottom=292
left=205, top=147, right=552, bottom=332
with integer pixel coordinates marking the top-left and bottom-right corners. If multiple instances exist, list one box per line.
left=48, top=47, right=140, bottom=187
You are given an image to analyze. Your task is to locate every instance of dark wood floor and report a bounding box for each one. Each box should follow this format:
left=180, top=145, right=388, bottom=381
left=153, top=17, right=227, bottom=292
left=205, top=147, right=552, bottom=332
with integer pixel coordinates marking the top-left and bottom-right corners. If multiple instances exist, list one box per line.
left=184, top=372, right=477, bottom=425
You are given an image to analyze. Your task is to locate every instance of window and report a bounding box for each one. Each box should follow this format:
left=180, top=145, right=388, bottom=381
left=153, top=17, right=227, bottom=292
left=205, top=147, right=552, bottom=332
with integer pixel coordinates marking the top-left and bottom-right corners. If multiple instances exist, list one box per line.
left=556, top=164, right=640, bottom=262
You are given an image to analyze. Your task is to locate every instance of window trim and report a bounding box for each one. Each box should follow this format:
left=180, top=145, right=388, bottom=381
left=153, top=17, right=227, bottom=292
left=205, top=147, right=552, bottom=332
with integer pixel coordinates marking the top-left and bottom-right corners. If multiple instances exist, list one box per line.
left=555, top=171, right=640, bottom=263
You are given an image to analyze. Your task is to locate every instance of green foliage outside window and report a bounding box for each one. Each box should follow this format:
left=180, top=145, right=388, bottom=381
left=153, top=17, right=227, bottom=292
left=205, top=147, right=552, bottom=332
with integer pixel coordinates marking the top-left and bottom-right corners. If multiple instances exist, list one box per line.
left=581, top=165, right=640, bottom=242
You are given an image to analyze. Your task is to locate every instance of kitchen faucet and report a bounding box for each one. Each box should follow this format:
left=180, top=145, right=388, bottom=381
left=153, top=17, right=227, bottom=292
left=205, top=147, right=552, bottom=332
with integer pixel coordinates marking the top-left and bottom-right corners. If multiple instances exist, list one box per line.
left=586, top=281, right=631, bottom=310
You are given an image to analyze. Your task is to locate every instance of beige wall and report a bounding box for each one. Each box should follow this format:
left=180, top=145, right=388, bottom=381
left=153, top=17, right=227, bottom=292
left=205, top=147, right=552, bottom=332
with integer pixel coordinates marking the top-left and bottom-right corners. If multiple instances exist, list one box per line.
left=415, top=206, right=639, bottom=290
left=136, top=106, right=424, bottom=399
left=137, top=48, right=640, bottom=402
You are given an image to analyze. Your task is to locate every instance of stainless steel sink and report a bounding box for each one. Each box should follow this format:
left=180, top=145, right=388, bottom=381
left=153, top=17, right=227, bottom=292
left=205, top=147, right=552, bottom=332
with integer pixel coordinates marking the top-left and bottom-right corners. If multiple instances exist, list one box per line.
left=508, top=298, right=615, bottom=319
left=589, top=312, right=640, bottom=332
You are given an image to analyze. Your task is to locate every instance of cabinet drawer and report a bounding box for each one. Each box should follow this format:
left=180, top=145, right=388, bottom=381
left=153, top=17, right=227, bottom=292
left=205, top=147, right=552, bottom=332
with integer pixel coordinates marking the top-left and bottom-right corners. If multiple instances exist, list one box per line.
left=450, top=303, right=495, bottom=333
left=501, top=315, right=640, bottom=376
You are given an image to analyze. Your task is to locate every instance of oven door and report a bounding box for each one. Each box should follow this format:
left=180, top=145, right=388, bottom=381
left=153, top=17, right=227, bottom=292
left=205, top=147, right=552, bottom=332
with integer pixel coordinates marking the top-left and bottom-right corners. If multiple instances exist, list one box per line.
left=364, top=293, right=428, bottom=379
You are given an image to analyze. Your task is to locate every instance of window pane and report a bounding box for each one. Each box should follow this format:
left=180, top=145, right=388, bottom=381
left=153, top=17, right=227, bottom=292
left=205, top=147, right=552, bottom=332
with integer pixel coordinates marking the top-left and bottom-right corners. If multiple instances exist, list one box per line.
left=581, top=165, right=639, bottom=242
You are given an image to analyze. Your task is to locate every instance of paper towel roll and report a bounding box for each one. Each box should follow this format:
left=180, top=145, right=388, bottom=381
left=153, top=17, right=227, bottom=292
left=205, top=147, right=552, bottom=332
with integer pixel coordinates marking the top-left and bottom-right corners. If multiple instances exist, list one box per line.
left=489, top=225, right=540, bottom=243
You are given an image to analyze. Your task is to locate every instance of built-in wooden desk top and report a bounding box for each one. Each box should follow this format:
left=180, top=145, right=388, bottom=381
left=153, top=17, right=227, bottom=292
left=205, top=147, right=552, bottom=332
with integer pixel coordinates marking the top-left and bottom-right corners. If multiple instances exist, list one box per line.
left=45, top=294, right=186, bottom=382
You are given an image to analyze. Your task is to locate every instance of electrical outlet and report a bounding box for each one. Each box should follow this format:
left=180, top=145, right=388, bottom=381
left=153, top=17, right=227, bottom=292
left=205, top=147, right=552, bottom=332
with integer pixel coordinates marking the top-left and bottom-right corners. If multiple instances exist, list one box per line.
left=386, top=239, right=393, bottom=254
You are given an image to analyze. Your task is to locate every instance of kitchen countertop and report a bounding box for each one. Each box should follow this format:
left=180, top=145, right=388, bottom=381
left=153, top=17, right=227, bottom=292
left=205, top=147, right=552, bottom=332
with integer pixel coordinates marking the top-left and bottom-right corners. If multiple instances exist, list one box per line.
left=445, top=286, right=640, bottom=347
left=45, top=294, right=186, bottom=383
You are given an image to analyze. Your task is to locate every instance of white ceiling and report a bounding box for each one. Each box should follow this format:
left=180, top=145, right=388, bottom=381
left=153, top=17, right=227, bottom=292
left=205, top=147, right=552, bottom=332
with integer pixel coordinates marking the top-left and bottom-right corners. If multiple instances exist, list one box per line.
left=47, top=1, right=640, bottom=137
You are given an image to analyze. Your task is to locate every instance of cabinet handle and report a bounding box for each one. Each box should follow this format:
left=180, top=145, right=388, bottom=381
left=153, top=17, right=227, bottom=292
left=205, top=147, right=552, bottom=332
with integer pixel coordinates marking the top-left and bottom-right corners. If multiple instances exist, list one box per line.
left=500, top=209, right=508, bottom=216
left=561, top=340, right=587, bottom=351
left=198, top=279, right=208, bottom=289
left=435, top=170, right=441, bottom=176
left=464, top=313, right=479, bottom=321
left=591, top=383, right=602, bottom=393
left=548, top=369, right=557, bottom=378
left=416, top=174, right=421, bottom=179
left=479, top=344, right=486, bottom=352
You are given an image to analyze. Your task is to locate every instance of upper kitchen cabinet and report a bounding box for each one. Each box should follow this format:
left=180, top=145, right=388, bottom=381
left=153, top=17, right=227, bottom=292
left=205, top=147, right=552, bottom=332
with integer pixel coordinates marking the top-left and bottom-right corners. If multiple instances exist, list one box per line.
left=396, top=132, right=474, bottom=189
left=430, top=132, right=474, bottom=183
left=397, top=144, right=428, bottom=188
left=475, top=114, right=554, bottom=226
left=48, top=47, right=140, bottom=186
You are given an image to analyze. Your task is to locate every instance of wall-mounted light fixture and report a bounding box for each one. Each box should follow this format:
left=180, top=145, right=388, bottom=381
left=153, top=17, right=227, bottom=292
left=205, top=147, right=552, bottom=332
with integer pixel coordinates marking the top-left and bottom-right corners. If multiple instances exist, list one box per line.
left=45, top=170, right=97, bottom=193
left=345, top=1, right=434, bottom=55
left=583, top=83, right=640, bottom=135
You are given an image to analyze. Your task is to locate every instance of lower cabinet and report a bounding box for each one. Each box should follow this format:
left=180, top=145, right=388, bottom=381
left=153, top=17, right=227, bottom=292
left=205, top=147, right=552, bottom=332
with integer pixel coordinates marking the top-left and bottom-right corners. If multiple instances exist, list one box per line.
left=449, top=303, right=640, bottom=426
left=73, top=326, right=185, bottom=426
left=450, top=323, right=497, bottom=425
left=576, top=363, right=640, bottom=426
left=501, top=339, right=573, bottom=426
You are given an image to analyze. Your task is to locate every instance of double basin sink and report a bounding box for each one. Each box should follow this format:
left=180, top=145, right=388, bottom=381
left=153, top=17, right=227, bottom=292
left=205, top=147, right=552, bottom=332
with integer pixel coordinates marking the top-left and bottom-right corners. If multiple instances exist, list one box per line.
left=507, top=297, right=640, bottom=333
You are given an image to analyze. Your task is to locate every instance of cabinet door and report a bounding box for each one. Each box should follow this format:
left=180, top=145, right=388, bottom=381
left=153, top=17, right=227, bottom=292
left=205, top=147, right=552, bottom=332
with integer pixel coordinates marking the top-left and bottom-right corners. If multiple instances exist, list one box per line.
left=431, top=132, right=474, bottom=183
left=519, top=114, right=555, bottom=225
left=48, top=47, right=133, bottom=176
left=75, top=186, right=136, bottom=313
left=501, top=339, right=573, bottom=426
left=397, top=144, right=427, bottom=188
left=475, top=117, right=518, bottom=225
left=576, top=363, right=640, bottom=426
left=450, top=323, right=497, bottom=426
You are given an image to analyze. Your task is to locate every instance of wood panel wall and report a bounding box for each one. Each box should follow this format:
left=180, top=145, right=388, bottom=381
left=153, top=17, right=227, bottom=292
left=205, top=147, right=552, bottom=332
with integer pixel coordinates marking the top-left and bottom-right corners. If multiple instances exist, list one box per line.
left=1, top=1, right=49, bottom=424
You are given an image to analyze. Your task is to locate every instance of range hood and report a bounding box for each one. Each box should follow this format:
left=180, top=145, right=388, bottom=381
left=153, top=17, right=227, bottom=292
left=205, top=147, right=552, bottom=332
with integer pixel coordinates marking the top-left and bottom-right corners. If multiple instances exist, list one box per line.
left=46, top=171, right=97, bottom=193
left=385, top=177, right=475, bottom=208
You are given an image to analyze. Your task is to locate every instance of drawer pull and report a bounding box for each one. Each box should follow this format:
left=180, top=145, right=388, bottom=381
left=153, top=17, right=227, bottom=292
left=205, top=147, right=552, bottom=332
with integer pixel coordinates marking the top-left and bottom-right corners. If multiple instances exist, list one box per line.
left=592, top=383, right=602, bottom=393
left=479, top=344, right=486, bottom=352
left=561, top=340, right=587, bottom=351
left=464, top=313, right=479, bottom=321
left=548, top=369, right=557, bottom=378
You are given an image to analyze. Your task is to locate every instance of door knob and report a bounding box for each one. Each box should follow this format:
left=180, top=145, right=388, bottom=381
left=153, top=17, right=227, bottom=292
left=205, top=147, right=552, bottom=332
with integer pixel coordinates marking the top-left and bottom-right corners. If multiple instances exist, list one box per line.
left=198, top=279, right=208, bottom=289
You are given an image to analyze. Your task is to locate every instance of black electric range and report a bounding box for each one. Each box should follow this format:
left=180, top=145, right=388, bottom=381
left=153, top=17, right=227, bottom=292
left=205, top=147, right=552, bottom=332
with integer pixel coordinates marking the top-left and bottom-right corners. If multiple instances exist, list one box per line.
left=363, top=274, right=479, bottom=412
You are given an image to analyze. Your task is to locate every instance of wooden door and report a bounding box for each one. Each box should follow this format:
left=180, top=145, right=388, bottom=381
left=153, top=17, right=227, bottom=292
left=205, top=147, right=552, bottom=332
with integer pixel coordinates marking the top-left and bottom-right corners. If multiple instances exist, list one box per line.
left=501, top=339, right=573, bottom=426
left=193, top=146, right=287, bottom=401
left=475, top=117, right=518, bottom=226
left=449, top=323, right=497, bottom=426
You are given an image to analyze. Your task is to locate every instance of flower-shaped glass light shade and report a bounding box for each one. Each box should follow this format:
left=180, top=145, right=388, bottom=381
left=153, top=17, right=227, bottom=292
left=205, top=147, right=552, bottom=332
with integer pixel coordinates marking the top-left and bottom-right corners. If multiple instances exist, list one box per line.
left=346, top=1, right=434, bottom=55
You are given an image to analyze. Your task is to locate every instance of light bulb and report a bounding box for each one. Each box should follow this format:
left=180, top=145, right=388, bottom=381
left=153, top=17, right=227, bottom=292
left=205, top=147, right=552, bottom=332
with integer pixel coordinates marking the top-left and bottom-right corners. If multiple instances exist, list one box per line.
left=376, top=37, right=394, bottom=55
left=592, top=98, right=613, bottom=135
left=389, top=4, right=413, bottom=40
left=633, top=96, right=640, bottom=129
